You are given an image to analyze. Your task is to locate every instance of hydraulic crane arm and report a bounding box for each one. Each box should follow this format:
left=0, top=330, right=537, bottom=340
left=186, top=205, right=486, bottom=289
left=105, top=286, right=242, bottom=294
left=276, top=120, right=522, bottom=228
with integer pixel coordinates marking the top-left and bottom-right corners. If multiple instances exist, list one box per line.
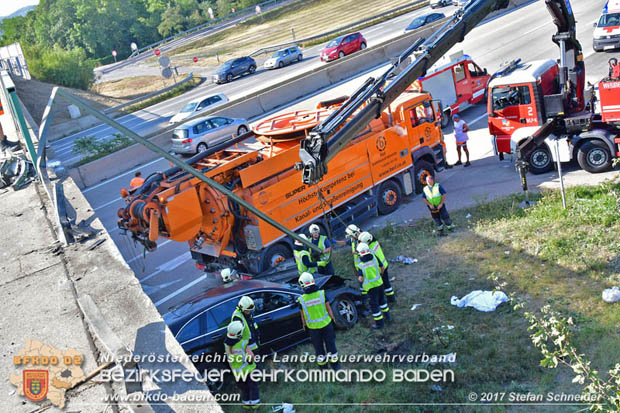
left=298, top=0, right=510, bottom=185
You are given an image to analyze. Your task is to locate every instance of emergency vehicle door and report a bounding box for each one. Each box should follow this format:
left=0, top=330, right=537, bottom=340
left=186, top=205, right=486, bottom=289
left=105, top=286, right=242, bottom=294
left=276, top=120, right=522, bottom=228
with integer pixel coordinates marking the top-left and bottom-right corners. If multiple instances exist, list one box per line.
left=453, top=62, right=472, bottom=105
left=489, top=83, right=538, bottom=137
left=466, top=61, right=489, bottom=103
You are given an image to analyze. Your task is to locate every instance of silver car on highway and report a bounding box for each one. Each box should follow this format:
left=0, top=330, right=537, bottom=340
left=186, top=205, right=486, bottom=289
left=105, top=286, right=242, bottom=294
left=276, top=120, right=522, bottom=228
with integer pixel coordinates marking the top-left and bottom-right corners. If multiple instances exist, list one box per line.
left=263, top=46, right=303, bottom=70
left=171, top=116, right=249, bottom=154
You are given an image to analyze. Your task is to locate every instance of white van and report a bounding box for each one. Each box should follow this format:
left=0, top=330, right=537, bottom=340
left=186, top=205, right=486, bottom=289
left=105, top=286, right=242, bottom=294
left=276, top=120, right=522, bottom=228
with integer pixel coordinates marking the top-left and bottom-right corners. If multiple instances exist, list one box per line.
left=593, top=0, right=620, bottom=51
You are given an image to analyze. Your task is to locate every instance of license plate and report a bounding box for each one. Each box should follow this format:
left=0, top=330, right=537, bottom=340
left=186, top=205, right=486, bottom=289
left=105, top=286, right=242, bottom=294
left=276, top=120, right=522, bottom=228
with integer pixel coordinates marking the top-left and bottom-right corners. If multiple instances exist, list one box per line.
left=605, top=45, right=615, bottom=50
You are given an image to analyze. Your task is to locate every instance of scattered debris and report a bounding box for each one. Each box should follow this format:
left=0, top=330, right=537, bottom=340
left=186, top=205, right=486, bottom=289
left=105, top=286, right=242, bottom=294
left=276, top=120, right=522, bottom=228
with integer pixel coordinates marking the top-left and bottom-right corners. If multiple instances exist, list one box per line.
left=432, top=325, right=454, bottom=332
left=465, top=213, right=472, bottom=219
left=272, top=403, right=296, bottom=413
left=468, top=277, right=475, bottom=280
left=0, top=147, right=34, bottom=191
left=87, top=238, right=106, bottom=251
left=451, top=290, right=508, bottom=312
left=410, top=304, right=422, bottom=311
left=602, top=286, right=620, bottom=303
left=430, top=384, right=442, bottom=392
left=391, top=255, right=418, bottom=264
left=504, top=251, right=510, bottom=255
left=390, top=277, right=396, bottom=281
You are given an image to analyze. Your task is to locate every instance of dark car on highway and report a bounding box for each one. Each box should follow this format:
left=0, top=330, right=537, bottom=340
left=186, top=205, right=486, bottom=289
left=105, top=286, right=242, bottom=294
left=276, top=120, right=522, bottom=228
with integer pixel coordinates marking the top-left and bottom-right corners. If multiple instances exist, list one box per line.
left=212, top=56, right=257, bottom=84
left=320, top=32, right=367, bottom=62
left=404, top=12, right=445, bottom=32
left=163, top=275, right=361, bottom=391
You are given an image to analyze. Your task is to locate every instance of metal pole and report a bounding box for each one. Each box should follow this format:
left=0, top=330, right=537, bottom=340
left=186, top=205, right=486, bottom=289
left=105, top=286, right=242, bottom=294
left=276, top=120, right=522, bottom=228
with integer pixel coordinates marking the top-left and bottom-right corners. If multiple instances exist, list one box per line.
left=554, top=139, right=567, bottom=209
left=291, top=28, right=295, bottom=41
left=54, top=89, right=322, bottom=254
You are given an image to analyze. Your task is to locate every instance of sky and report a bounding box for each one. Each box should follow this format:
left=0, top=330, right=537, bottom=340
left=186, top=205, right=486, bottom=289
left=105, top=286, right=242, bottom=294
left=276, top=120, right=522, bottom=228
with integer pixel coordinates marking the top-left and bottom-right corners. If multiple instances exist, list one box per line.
left=0, top=0, right=39, bottom=18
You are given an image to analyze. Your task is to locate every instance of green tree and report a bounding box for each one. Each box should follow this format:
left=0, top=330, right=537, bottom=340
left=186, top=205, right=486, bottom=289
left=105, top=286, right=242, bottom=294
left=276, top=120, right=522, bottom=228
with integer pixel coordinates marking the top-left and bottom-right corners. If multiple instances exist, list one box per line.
left=158, top=5, right=186, bottom=37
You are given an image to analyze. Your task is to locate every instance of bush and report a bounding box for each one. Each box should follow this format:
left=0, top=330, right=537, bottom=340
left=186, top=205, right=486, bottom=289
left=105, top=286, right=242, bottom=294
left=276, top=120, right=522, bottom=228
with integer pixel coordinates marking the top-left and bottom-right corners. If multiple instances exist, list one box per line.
left=26, top=45, right=95, bottom=90
left=73, top=133, right=133, bottom=165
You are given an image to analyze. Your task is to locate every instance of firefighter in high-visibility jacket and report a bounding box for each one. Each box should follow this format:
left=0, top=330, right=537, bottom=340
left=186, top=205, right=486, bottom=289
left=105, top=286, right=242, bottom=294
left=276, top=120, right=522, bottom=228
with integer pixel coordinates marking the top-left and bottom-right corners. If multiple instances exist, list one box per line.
left=293, top=234, right=318, bottom=276
left=297, top=272, right=341, bottom=370
left=231, top=296, right=260, bottom=351
left=335, top=224, right=370, bottom=315
left=225, top=320, right=260, bottom=409
left=358, top=231, right=395, bottom=303
left=309, top=224, right=334, bottom=275
left=357, top=243, right=391, bottom=329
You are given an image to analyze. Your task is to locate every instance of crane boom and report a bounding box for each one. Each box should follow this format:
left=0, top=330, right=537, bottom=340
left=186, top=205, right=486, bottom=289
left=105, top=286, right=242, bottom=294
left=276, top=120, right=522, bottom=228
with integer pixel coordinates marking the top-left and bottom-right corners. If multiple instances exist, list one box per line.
left=298, top=0, right=510, bottom=185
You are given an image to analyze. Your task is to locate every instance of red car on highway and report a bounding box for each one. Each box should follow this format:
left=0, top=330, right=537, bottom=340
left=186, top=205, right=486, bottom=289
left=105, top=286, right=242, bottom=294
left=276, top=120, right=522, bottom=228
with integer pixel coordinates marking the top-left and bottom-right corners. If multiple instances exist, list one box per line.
left=320, top=32, right=367, bottom=62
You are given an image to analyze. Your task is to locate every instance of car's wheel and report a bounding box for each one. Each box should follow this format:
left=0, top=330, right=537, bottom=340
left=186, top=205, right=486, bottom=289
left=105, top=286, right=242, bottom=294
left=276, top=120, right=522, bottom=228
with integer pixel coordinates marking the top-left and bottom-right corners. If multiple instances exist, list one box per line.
left=577, top=140, right=612, bottom=173
left=440, top=110, right=451, bottom=128
left=262, top=243, right=292, bottom=271
left=226, top=73, right=233, bottom=82
left=377, top=179, right=402, bottom=215
left=414, top=160, right=435, bottom=194
left=297, top=54, right=303, bottom=62
left=332, top=296, right=358, bottom=329
left=196, top=143, right=208, bottom=153
left=237, top=125, right=249, bottom=136
left=527, top=145, right=553, bottom=174
left=248, top=65, right=256, bottom=74
left=338, top=51, right=345, bottom=58
left=360, top=42, right=367, bottom=50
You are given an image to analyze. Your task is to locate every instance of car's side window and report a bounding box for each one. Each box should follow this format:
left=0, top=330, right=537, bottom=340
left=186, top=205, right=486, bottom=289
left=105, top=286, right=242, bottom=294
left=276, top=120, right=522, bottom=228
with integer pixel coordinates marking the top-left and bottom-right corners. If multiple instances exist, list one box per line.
left=250, top=292, right=296, bottom=315
left=212, top=95, right=222, bottom=103
left=198, top=99, right=209, bottom=109
left=176, top=313, right=205, bottom=343
left=210, top=117, right=228, bottom=128
left=209, top=299, right=239, bottom=330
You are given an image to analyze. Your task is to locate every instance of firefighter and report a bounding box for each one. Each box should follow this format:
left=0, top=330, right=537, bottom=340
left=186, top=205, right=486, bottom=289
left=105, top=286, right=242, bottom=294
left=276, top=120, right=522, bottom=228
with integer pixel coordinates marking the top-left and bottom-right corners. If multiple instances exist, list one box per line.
left=358, top=231, right=395, bottom=303
left=297, top=272, right=341, bottom=370
left=309, top=224, right=334, bottom=275
left=357, top=243, right=391, bottom=329
left=293, top=234, right=318, bottom=276
left=231, top=296, right=260, bottom=351
left=224, top=320, right=260, bottom=409
left=423, top=174, right=454, bottom=236
left=336, top=224, right=370, bottom=315
left=129, top=171, right=145, bottom=190
left=221, top=268, right=238, bottom=286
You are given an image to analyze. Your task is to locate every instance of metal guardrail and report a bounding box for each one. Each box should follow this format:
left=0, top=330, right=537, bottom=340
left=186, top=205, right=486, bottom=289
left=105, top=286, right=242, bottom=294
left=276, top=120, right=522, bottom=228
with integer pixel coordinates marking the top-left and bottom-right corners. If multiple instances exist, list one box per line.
left=102, top=72, right=195, bottom=114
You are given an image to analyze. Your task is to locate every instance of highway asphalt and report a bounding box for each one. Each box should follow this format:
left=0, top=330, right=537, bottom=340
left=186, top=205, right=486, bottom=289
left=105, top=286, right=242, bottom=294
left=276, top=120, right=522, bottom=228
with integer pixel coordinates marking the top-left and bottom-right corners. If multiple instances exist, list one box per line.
left=69, top=0, right=618, bottom=314
left=49, top=4, right=459, bottom=166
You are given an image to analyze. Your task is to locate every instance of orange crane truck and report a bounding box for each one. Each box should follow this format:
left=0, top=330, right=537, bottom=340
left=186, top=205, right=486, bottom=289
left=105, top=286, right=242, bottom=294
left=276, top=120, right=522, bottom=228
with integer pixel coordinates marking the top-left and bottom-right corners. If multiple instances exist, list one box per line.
left=118, top=92, right=447, bottom=274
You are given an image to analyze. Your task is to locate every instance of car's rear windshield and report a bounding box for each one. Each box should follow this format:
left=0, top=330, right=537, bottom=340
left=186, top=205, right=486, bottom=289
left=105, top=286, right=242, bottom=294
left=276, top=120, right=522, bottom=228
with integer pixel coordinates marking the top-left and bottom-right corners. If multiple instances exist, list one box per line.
left=173, top=129, right=188, bottom=139
left=599, top=12, right=620, bottom=27
left=180, top=102, right=198, bottom=113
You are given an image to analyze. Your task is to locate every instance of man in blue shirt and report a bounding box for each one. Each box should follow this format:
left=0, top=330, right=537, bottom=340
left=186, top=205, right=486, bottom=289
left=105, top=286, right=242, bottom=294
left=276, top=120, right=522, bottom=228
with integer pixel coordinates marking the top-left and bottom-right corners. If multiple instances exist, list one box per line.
left=422, top=174, right=454, bottom=236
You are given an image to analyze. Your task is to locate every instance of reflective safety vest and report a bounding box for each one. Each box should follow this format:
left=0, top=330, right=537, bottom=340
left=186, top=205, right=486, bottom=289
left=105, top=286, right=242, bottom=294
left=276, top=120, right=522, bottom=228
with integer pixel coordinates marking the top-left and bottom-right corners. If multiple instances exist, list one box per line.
left=298, top=290, right=331, bottom=329
left=129, top=177, right=145, bottom=190
left=315, top=235, right=330, bottom=266
left=351, top=239, right=361, bottom=268
left=294, top=249, right=316, bottom=275
left=226, top=338, right=256, bottom=379
left=358, top=254, right=383, bottom=292
left=369, top=240, right=388, bottom=270
left=423, top=183, right=442, bottom=207
left=232, top=309, right=258, bottom=350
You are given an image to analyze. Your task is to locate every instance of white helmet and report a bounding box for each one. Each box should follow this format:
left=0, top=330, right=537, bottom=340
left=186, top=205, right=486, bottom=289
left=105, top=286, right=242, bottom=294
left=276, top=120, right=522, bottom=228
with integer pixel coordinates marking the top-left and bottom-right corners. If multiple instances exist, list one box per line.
left=227, top=320, right=244, bottom=339
left=309, top=224, right=320, bottom=235
left=345, top=224, right=360, bottom=237
left=357, top=242, right=371, bottom=256
left=358, top=231, right=373, bottom=244
left=294, top=233, right=309, bottom=246
left=238, top=296, right=255, bottom=312
left=298, top=272, right=315, bottom=288
left=221, top=268, right=236, bottom=282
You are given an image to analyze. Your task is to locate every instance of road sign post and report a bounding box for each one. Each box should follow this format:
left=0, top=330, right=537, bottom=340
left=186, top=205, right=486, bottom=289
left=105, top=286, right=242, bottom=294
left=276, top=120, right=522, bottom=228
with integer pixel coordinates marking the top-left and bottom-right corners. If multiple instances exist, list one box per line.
left=154, top=49, right=161, bottom=57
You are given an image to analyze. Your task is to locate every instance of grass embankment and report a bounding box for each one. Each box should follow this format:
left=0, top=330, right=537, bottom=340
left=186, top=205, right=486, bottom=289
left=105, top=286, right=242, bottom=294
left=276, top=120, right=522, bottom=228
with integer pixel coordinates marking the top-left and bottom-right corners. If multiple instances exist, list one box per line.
left=165, top=0, right=430, bottom=66
left=122, top=75, right=204, bottom=113
left=242, top=181, right=620, bottom=412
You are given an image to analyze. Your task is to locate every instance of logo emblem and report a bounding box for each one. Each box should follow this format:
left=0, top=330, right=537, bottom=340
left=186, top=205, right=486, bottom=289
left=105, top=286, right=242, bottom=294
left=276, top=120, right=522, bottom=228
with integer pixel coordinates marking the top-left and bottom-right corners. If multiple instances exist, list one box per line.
left=376, top=135, right=386, bottom=152
left=23, top=370, right=48, bottom=402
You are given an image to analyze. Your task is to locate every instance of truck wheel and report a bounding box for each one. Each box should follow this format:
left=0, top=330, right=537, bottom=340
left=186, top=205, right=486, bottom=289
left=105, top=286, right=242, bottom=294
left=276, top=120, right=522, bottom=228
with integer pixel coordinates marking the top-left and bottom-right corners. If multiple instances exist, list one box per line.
left=332, top=296, right=358, bottom=329
left=440, top=111, right=451, bottom=128
left=377, top=180, right=402, bottom=215
left=527, top=145, right=553, bottom=174
left=577, top=141, right=612, bottom=173
left=414, top=160, right=434, bottom=193
left=262, top=243, right=291, bottom=271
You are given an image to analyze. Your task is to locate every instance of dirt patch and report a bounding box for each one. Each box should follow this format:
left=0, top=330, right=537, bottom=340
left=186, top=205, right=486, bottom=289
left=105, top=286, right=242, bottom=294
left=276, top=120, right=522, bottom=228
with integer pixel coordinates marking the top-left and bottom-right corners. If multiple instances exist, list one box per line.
left=92, top=74, right=188, bottom=100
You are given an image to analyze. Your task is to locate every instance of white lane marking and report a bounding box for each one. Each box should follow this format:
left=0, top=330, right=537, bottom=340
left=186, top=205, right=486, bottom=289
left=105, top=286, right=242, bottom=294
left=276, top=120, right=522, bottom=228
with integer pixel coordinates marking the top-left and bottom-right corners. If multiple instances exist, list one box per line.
left=94, top=196, right=122, bottom=211
left=82, top=157, right=165, bottom=193
left=469, top=112, right=488, bottom=125
left=154, top=274, right=207, bottom=308
left=139, top=251, right=193, bottom=284
left=126, top=239, right=173, bottom=264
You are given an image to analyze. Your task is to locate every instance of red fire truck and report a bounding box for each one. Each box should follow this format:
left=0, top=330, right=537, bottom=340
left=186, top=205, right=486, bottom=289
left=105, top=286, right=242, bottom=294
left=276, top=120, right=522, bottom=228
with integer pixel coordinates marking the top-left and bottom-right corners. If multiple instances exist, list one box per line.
left=409, top=52, right=490, bottom=127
